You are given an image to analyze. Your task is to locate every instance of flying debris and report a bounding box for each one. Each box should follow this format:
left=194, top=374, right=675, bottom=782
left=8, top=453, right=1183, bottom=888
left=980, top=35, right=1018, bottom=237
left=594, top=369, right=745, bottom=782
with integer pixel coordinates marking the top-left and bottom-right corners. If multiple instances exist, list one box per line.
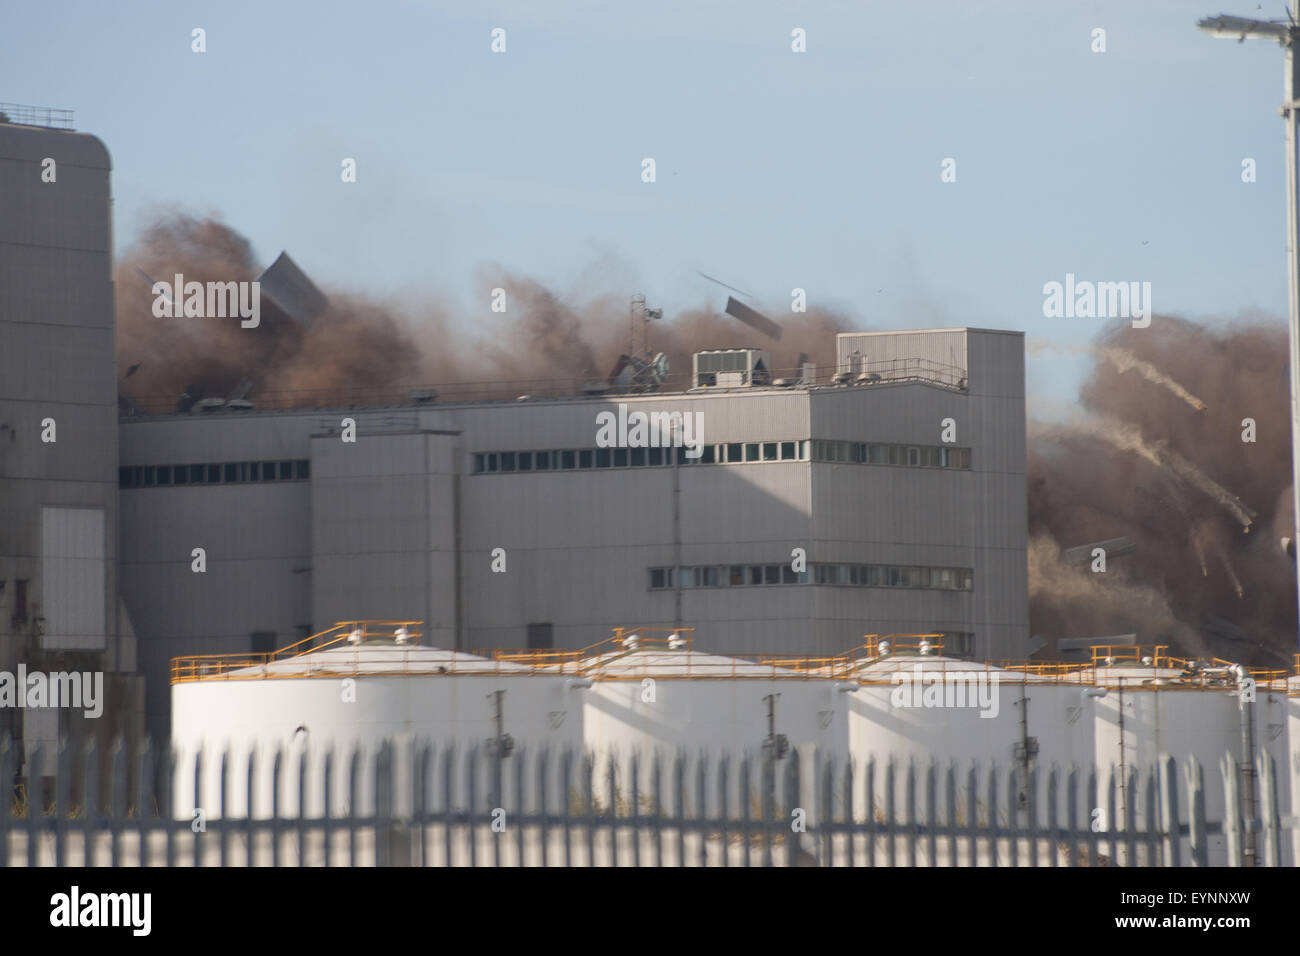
left=257, top=251, right=328, bottom=325
left=696, top=271, right=754, bottom=299
left=724, top=296, right=783, bottom=341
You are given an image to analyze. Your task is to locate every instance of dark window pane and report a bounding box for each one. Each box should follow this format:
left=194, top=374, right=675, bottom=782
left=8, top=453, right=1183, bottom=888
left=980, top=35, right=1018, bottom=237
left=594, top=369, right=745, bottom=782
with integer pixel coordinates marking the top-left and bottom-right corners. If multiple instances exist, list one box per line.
left=613, top=448, right=628, bottom=467
left=595, top=448, right=611, bottom=467
left=280, top=461, right=294, bottom=479
left=156, top=466, right=171, bottom=486
left=536, top=451, right=551, bottom=471
left=118, top=467, right=133, bottom=488
left=700, top=446, right=715, bottom=464
left=262, top=461, right=277, bottom=480
left=519, top=452, right=533, bottom=471
left=729, top=566, right=745, bottom=586
left=745, top=443, right=760, bottom=462
left=296, top=460, right=310, bottom=480
left=764, top=566, right=779, bottom=585
left=648, top=447, right=663, bottom=466
left=781, top=566, right=797, bottom=584
left=781, top=442, right=795, bottom=460
left=487, top=454, right=499, bottom=473
left=630, top=447, right=646, bottom=466
left=501, top=452, right=516, bottom=472
left=749, top=566, right=763, bottom=585
left=174, top=465, right=189, bottom=485
left=191, top=465, right=206, bottom=483
left=224, top=463, right=238, bottom=482
left=208, top=464, right=222, bottom=483
left=562, top=450, right=576, bottom=469
left=763, top=442, right=778, bottom=461
left=726, top=443, right=742, bottom=463
left=474, top=454, right=485, bottom=474
left=579, top=450, right=594, bottom=468
left=651, top=569, right=666, bottom=589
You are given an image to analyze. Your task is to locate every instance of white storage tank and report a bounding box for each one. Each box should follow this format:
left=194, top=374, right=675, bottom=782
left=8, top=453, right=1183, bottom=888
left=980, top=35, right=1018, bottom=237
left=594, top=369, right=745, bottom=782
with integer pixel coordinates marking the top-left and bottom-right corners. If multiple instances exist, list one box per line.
left=171, top=622, right=582, bottom=819
left=1088, top=647, right=1292, bottom=866
left=564, top=629, right=851, bottom=822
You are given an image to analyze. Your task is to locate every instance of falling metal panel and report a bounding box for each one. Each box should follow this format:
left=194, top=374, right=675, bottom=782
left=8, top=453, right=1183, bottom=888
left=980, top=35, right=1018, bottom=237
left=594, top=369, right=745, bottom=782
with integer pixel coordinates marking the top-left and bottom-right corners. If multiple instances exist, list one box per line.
left=40, top=506, right=106, bottom=650
left=724, top=297, right=783, bottom=341
left=256, top=251, right=328, bottom=325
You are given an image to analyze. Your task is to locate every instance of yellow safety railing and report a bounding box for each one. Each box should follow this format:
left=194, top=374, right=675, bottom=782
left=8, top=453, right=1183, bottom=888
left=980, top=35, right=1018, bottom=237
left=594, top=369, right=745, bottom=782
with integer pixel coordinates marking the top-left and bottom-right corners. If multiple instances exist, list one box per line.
left=172, top=624, right=1300, bottom=690
left=171, top=620, right=424, bottom=683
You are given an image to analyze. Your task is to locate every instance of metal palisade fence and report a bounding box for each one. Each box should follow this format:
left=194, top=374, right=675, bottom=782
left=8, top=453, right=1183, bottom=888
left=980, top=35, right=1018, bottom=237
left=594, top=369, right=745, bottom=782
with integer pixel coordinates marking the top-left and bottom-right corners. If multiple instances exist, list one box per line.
left=0, top=734, right=1293, bottom=866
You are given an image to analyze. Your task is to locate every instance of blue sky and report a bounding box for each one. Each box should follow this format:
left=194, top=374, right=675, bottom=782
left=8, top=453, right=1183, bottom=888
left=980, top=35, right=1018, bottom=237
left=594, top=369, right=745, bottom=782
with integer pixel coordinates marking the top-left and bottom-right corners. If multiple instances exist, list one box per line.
left=3, top=0, right=1290, bottom=409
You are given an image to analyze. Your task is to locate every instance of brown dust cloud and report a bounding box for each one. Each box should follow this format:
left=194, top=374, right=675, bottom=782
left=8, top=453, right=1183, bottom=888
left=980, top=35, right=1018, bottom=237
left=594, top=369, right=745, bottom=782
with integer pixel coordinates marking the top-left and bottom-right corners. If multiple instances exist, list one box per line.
left=115, top=213, right=1299, bottom=665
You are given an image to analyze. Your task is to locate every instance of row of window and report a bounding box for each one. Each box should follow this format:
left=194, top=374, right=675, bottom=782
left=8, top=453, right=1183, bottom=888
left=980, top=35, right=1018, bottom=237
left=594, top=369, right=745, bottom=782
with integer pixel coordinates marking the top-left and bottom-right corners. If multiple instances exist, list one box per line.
left=473, top=440, right=971, bottom=474
left=474, top=441, right=809, bottom=474
left=649, top=563, right=974, bottom=591
left=813, top=563, right=973, bottom=590
left=119, top=460, right=310, bottom=488
left=811, top=441, right=971, bottom=469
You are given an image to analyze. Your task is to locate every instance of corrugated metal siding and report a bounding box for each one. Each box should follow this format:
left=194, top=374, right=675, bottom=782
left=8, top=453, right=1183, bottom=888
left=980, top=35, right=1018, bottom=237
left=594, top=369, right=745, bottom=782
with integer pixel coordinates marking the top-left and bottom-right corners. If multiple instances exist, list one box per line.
left=40, top=506, right=106, bottom=650
left=837, top=330, right=969, bottom=374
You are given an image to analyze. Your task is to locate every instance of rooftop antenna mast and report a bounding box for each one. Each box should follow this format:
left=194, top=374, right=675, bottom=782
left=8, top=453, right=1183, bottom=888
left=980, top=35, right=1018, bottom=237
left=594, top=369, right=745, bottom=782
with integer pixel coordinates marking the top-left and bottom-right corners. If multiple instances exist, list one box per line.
left=629, top=293, right=663, bottom=360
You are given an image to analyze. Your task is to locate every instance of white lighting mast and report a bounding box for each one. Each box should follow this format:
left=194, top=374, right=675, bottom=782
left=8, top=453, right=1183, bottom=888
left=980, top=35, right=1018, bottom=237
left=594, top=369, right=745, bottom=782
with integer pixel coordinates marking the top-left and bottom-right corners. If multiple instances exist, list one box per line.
left=1199, top=8, right=1300, bottom=648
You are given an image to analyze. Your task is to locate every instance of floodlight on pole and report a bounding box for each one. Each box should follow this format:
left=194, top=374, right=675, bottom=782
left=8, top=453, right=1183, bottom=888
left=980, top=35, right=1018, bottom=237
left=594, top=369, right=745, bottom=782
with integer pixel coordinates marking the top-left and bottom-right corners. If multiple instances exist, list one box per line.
left=1198, top=6, right=1300, bottom=653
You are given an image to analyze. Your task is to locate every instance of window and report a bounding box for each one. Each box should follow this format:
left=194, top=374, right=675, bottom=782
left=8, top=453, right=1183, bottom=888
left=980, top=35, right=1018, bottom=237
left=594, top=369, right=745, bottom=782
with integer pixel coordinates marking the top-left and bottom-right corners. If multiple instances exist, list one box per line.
left=208, top=464, right=222, bottom=483
left=536, top=451, right=551, bottom=471
left=745, top=443, right=760, bottom=462
left=613, top=448, right=628, bottom=467
left=191, top=465, right=207, bottom=483
left=781, top=566, right=797, bottom=584
left=519, top=452, right=533, bottom=472
left=258, top=461, right=275, bottom=481
left=280, top=461, right=294, bottom=480
left=729, top=566, right=745, bottom=586
left=763, top=442, right=778, bottom=461
left=726, top=443, right=742, bottom=463
left=630, top=447, right=646, bottom=466
left=143, top=467, right=156, bottom=487
left=296, top=460, right=310, bottom=480
left=764, top=565, right=779, bottom=585
left=579, top=450, right=594, bottom=469
left=648, top=447, right=663, bottom=466
left=595, top=448, right=611, bottom=468
left=251, top=631, right=277, bottom=654
left=700, top=446, right=716, bottom=464
left=701, top=566, right=719, bottom=587
left=749, top=566, right=763, bottom=586
left=922, top=447, right=940, bottom=467
left=119, top=467, right=134, bottom=489
left=13, top=580, right=28, bottom=624
left=679, top=567, right=696, bottom=589
left=562, top=450, right=576, bottom=470
left=527, top=622, right=554, bottom=649
left=174, top=465, right=189, bottom=485
left=907, top=447, right=920, bottom=466
left=781, top=441, right=796, bottom=461
left=501, top=452, right=516, bottom=472
left=650, top=568, right=673, bottom=589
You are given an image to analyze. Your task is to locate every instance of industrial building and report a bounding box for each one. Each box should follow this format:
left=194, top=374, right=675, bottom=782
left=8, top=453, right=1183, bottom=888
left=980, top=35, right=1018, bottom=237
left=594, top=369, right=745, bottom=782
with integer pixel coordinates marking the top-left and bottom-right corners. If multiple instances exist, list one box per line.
left=2, top=111, right=1028, bottom=749
left=0, top=110, right=143, bottom=772
left=118, top=325, right=1027, bottom=738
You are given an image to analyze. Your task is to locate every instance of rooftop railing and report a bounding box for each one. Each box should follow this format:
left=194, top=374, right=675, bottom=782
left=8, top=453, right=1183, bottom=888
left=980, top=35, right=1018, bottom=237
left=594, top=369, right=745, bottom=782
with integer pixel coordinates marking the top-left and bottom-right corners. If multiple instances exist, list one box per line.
left=0, top=103, right=74, bottom=129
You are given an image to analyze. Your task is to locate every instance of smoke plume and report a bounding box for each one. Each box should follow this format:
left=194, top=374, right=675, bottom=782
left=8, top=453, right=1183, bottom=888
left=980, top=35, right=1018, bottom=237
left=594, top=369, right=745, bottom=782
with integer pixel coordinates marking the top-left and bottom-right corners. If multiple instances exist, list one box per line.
left=114, top=214, right=1299, bottom=664
left=1029, top=317, right=1296, bottom=666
